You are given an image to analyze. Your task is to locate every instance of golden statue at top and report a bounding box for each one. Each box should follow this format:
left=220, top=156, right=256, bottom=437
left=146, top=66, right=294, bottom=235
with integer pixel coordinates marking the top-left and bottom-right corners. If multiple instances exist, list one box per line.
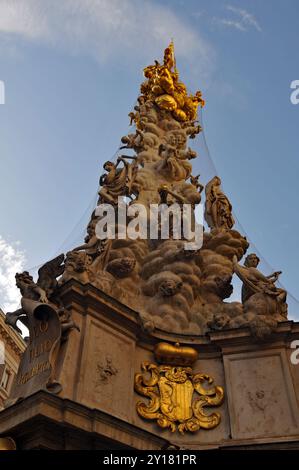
left=140, top=42, right=205, bottom=123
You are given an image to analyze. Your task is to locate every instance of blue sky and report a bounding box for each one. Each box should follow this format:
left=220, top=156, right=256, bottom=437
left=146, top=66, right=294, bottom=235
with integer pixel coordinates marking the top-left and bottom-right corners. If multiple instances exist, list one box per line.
left=0, top=0, right=298, bottom=318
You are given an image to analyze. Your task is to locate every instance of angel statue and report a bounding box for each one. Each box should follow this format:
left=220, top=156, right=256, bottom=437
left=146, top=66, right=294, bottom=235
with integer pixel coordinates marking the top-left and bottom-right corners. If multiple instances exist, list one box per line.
left=204, top=176, right=235, bottom=230
left=98, top=156, right=138, bottom=204
left=5, top=254, right=65, bottom=334
left=233, top=253, right=288, bottom=319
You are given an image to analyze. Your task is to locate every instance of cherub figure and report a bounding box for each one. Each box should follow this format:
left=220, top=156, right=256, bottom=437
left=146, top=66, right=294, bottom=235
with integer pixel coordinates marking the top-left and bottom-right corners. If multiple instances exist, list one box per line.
left=98, top=156, right=138, bottom=204
left=120, top=132, right=142, bottom=151
left=190, top=174, right=204, bottom=194
left=182, top=121, right=202, bottom=139
left=16, top=271, right=48, bottom=303
left=128, top=112, right=138, bottom=126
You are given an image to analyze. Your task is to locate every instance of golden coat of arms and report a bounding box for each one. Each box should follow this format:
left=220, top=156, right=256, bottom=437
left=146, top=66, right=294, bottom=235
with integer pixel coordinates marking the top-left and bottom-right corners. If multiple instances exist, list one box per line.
left=134, top=343, right=224, bottom=434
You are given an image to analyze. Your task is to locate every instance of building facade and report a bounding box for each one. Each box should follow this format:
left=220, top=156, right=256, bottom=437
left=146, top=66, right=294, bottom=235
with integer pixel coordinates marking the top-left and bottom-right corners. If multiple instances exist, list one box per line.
left=0, top=309, right=26, bottom=409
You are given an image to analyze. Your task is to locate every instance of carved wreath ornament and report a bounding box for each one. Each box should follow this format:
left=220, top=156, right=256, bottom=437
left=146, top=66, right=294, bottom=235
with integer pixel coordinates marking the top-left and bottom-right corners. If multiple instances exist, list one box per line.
left=134, top=361, right=224, bottom=434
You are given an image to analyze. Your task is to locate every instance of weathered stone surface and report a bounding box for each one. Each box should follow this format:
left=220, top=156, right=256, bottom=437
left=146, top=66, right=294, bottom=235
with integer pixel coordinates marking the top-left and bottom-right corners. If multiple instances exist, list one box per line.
left=1, top=282, right=299, bottom=449
left=224, top=351, right=299, bottom=439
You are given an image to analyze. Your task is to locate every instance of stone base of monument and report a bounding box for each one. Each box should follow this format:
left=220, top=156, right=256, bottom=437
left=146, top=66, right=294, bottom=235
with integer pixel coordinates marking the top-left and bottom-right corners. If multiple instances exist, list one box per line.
left=0, top=280, right=299, bottom=450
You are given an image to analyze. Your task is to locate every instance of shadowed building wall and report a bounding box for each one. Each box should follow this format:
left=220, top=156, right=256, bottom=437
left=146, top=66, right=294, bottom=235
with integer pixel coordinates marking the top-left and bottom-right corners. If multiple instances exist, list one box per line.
left=0, top=309, right=26, bottom=409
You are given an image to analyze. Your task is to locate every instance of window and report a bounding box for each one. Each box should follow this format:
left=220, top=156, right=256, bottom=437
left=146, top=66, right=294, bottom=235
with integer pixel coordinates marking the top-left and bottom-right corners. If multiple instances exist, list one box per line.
left=0, top=367, right=11, bottom=391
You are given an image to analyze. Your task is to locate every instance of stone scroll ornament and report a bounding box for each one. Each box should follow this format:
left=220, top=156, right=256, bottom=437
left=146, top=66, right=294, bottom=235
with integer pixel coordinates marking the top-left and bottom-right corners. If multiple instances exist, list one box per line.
left=7, top=300, right=62, bottom=404
left=134, top=343, right=224, bottom=434
left=5, top=255, right=79, bottom=405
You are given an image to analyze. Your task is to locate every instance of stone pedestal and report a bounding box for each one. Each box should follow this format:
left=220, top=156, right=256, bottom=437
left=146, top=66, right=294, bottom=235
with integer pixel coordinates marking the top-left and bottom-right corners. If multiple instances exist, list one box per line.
left=0, top=280, right=298, bottom=449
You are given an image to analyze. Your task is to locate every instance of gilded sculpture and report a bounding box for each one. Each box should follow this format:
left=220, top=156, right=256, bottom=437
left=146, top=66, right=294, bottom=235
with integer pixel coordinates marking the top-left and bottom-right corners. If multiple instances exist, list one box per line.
left=140, top=41, right=205, bottom=123
left=134, top=343, right=224, bottom=434
left=2, top=43, right=293, bottom=445
left=5, top=43, right=289, bottom=353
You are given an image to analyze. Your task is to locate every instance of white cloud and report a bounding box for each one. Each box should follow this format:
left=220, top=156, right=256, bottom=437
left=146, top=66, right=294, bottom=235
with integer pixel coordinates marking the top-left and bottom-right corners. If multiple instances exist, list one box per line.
left=226, top=5, right=262, bottom=32
left=214, top=5, right=262, bottom=33
left=0, top=236, right=26, bottom=312
left=214, top=18, right=246, bottom=32
left=0, top=0, right=214, bottom=81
